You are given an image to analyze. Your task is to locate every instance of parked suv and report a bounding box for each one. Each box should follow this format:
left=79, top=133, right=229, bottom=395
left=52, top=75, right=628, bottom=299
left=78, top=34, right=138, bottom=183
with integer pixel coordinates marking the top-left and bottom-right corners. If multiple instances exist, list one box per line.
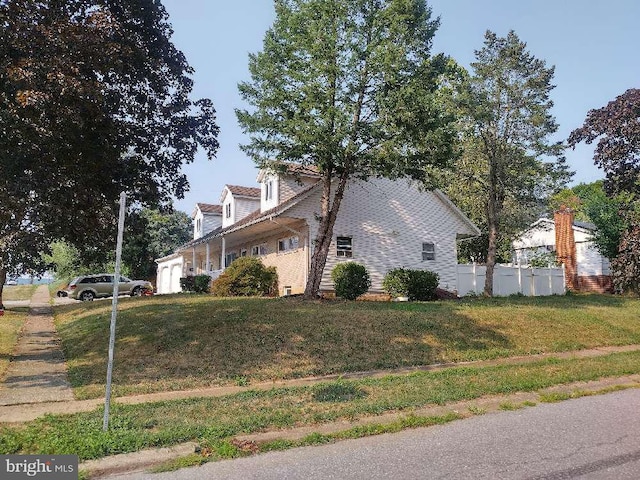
left=65, top=274, right=153, bottom=301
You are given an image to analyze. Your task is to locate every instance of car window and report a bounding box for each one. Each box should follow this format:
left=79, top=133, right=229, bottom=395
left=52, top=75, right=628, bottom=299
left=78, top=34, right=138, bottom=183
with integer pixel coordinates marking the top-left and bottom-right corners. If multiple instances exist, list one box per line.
left=119, top=276, right=131, bottom=283
left=79, top=277, right=96, bottom=284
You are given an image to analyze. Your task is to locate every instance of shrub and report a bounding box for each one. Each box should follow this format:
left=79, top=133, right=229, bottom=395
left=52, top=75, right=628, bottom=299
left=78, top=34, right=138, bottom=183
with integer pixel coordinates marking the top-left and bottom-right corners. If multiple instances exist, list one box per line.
left=331, top=262, right=371, bottom=300
left=211, top=257, right=278, bottom=297
left=180, top=274, right=211, bottom=293
left=383, top=268, right=439, bottom=301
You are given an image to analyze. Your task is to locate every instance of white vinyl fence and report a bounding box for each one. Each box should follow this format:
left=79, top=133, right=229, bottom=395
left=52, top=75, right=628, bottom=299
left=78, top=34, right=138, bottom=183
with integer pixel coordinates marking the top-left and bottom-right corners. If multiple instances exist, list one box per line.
left=457, top=264, right=566, bottom=297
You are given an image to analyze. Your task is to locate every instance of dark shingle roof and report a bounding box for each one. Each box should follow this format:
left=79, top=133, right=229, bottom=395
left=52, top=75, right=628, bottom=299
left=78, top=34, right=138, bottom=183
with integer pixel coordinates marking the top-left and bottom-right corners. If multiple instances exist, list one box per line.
left=226, top=185, right=261, bottom=198
left=197, top=203, right=222, bottom=214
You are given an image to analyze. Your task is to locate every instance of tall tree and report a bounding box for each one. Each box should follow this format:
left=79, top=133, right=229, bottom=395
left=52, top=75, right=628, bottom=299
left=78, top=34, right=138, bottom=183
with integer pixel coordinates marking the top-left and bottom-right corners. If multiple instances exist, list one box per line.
left=122, top=208, right=192, bottom=281
left=568, top=89, right=640, bottom=199
left=237, top=0, right=458, bottom=299
left=0, top=0, right=219, bottom=305
left=569, top=88, right=640, bottom=293
left=455, top=30, right=569, bottom=296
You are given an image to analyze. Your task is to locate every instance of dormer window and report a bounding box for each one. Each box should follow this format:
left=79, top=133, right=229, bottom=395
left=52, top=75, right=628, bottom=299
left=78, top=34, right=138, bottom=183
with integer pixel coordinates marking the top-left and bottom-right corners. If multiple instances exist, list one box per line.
left=225, top=203, right=231, bottom=219
left=265, top=180, right=273, bottom=201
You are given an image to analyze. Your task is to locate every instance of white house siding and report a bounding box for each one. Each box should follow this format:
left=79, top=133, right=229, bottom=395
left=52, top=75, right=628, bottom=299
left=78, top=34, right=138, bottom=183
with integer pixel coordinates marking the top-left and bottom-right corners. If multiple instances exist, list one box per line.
left=279, top=175, right=319, bottom=204
left=234, top=198, right=260, bottom=223
left=513, top=220, right=611, bottom=277
left=193, top=210, right=222, bottom=239
left=287, top=178, right=476, bottom=292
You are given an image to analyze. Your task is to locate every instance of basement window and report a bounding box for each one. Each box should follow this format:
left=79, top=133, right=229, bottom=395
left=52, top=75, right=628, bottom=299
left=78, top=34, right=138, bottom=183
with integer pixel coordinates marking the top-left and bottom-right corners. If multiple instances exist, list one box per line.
left=337, top=236, right=353, bottom=258
left=422, top=242, right=435, bottom=261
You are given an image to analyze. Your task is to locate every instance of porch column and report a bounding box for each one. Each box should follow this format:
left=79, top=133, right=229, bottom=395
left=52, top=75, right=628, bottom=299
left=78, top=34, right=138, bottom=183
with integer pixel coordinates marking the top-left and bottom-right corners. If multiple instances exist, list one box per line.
left=192, top=247, right=196, bottom=275
left=205, top=241, right=211, bottom=272
left=221, top=236, right=226, bottom=270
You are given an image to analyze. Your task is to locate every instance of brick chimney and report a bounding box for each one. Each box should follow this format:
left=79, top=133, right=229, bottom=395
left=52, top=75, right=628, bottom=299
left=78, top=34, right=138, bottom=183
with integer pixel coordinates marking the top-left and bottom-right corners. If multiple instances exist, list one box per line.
left=554, top=206, right=578, bottom=290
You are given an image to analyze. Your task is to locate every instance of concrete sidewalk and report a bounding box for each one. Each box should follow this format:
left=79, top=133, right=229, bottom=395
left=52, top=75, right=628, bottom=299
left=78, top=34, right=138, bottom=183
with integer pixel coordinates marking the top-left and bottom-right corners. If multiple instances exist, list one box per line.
left=0, top=285, right=74, bottom=406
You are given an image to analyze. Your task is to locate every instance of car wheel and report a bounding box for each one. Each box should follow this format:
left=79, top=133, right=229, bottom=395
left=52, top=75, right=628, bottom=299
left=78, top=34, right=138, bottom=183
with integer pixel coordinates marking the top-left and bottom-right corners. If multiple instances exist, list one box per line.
left=79, top=291, right=95, bottom=302
left=131, top=286, right=142, bottom=297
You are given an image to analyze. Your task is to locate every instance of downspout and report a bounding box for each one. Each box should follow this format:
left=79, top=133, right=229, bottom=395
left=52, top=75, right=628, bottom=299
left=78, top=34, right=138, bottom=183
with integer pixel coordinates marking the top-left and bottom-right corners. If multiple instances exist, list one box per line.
left=269, top=216, right=309, bottom=291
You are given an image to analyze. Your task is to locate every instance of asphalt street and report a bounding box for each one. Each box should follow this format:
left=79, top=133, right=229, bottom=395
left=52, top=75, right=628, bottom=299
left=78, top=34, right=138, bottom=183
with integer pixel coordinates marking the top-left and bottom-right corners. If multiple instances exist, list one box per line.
left=117, top=388, right=640, bottom=480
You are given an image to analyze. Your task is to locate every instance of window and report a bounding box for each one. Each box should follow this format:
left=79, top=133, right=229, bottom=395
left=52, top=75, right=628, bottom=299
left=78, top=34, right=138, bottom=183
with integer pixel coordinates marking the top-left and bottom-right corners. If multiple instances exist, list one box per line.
left=422, top=242, right=435, bottom=261
left=240, top=248, right=247, bottom=257
left=196, top=218, right=201, bottom=234
left=336, top=236, right=353, bottom=258
left=278, top=236, right=299, bottom=253
left=251, top=244, right=268, bottom=256
left=265, top=180, right=273, bottom=201
left=225, top=203, right=231, bottom=219
left=225, top=252, right=238, bottom=267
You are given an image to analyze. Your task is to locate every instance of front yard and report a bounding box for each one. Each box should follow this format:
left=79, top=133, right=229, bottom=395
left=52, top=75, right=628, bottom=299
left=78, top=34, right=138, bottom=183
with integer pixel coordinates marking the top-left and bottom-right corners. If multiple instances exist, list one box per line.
left=1, top=293, right=640, bottom=472
left=53, top=293, right=640, bottom=399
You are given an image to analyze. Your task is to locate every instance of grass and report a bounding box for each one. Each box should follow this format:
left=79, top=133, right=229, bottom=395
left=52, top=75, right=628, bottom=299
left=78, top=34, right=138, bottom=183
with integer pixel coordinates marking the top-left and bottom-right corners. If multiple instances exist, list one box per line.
left=52, top=293, right=640, bottom=399
left=2, top=285, right=37, bottom=302
left=1, top=351, right=639, bottom=462
left=0, top=309, right=26, bottom=379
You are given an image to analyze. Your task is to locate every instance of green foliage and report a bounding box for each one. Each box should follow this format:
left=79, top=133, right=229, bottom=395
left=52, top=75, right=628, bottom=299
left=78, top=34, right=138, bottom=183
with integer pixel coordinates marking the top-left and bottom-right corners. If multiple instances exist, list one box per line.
left=569, top=89, right=640, bottom=200
left=41, top=240, right=129, bottom=281
left=331, top=262, right=371, bottom=300
left=180, top=275, right=211, bottom=294
left=211, top=257, right=278, bottom=297
left=447, top=30, right=571, bottom=293
left=611, top=225, right=640, bottom=295
left=383, top=268, right=439, bottom=301
left=0, top=0, right=218, bottom=288
left=237, top=0, right=458, bottom=297
left=122, top=209, right=192, bottom=280
left=528, top=252, right=559, bottom=268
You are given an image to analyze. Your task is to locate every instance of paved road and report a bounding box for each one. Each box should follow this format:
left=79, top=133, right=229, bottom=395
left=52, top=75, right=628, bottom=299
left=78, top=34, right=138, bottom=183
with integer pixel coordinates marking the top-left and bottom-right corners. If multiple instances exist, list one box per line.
left=117, top=389, right=640, bottom=480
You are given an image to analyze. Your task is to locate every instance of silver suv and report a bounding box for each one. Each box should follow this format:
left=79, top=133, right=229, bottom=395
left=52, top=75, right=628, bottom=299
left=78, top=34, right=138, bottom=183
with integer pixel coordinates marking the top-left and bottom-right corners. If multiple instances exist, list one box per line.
left=65, top=274, right=153, bottom=301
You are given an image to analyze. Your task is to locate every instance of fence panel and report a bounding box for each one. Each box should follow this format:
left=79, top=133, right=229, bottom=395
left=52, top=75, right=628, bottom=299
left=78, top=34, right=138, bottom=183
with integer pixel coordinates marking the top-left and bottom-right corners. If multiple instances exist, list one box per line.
left=457, top=264, right=565, bottom=297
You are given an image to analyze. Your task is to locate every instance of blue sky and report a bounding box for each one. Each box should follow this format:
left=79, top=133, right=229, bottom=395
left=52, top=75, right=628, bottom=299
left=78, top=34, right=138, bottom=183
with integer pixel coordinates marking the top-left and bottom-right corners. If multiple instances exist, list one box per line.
left=161, top=0, right=639, bottom=215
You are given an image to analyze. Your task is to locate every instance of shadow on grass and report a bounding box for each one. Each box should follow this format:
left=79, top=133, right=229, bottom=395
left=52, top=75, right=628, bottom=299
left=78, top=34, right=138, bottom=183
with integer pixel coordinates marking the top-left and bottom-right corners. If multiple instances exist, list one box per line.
left=54, top=293, right=640, bottom=398
left=55, top=295, right=516, bottom=398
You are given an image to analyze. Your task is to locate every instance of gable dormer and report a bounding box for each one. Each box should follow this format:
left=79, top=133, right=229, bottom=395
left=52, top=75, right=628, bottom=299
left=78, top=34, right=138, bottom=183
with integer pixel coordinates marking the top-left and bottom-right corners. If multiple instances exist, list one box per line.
left=257, top=164, right=321, bottom=213
left=220, top=185, right=261, bottom=227
left=192, top=203, right=222, bottom=239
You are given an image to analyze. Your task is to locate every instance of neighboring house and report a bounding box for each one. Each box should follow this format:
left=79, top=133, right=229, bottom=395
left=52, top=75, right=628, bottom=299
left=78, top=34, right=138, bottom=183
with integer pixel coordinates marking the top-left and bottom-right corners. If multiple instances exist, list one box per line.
left=512, top=217, right=612, bottom=292
left=156, top=167, right=480, bottom=296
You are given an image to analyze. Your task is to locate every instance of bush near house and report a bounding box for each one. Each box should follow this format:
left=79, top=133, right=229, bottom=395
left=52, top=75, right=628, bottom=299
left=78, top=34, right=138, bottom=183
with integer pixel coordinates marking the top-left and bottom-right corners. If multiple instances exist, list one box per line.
left=331, top=262, right=371, bottom=300
left=383, top=268, right=439, bottom=301
left=211, top=257, right=278, bottom=297
left=180, top=275, right=212, bottom=294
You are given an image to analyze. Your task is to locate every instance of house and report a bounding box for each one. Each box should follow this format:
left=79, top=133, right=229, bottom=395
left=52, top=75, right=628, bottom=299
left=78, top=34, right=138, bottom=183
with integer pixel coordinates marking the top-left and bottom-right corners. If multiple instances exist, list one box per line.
left=512, top=213, right=612, bottom=293
left=155, top=166, right=480, bottom=296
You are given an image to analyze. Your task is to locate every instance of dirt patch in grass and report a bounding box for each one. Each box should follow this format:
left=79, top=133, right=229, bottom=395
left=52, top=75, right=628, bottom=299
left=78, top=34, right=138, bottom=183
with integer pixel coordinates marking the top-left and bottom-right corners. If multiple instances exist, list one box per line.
left=53, top=294, right=640, bottom=399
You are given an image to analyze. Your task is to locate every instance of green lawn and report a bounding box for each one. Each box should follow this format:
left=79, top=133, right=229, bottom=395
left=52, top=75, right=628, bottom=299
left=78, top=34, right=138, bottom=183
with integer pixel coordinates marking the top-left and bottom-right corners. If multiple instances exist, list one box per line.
left=0, top=310, right=26, bottom=379
left=52, top=293, right=640, bottom=399
left=1, top=351, right=639, bottom=462
left=2, top=285, right=37, bottom=302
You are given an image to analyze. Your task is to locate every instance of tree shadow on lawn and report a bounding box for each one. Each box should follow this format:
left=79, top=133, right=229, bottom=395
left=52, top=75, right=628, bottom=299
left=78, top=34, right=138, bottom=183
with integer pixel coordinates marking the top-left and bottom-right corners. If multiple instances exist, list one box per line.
left=57, top=296, right=516, bottom=398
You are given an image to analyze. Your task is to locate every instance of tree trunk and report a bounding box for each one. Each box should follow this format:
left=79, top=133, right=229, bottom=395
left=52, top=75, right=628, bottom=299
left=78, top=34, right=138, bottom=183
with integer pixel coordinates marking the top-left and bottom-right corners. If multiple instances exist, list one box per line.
left=484, top=213, right=498, bottom=297
left=0, top=268, right=6, bottom=308
left=484, top=158, right=500, bottom=297
left=303, top=172, right=349, bottom=299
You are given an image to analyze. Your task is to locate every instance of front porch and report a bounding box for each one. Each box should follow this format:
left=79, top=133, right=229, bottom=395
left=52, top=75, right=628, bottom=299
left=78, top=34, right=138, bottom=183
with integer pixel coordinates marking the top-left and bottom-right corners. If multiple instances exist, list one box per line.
left=157, top=216, right=311, bottom=296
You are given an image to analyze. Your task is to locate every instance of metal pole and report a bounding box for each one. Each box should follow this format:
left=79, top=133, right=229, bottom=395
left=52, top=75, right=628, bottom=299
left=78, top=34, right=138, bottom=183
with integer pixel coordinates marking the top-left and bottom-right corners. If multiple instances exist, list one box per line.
left=103, top=192, right=126, bottom=431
